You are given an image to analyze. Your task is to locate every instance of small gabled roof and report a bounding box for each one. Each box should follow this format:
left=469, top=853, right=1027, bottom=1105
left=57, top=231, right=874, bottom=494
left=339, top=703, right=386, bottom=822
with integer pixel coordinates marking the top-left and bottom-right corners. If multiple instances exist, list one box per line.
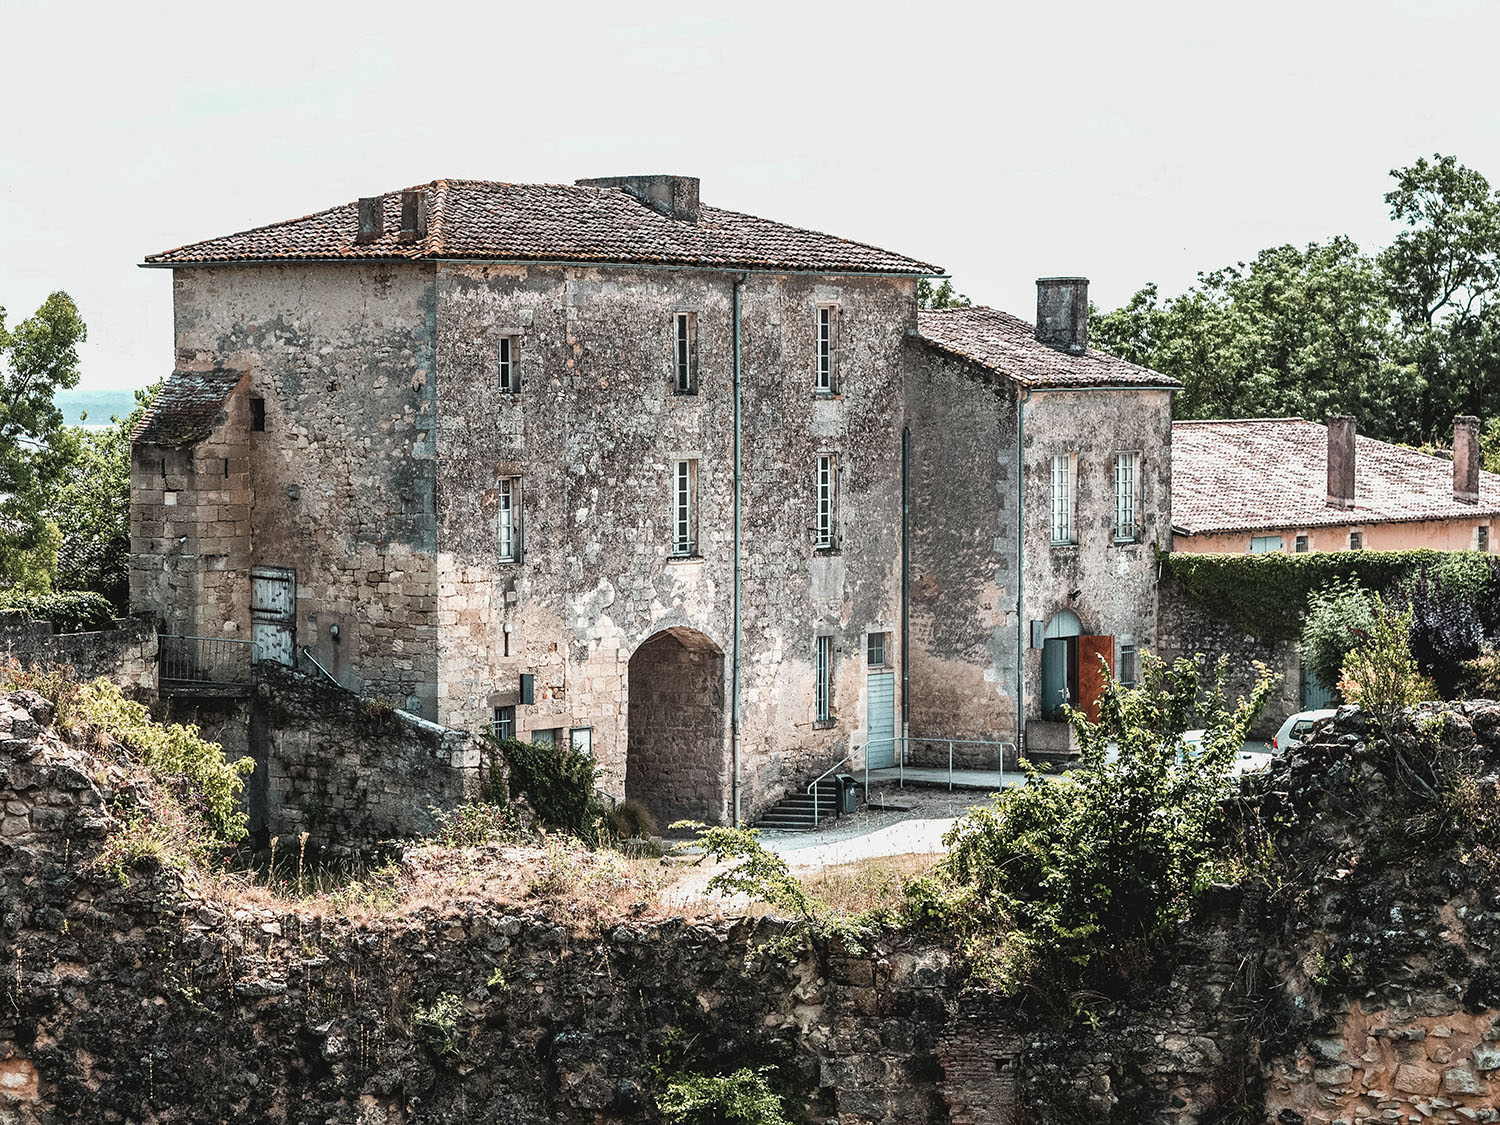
left=143, top=179, right=940, bottom=277
left=1172, top=417, right=1500, bottom=534
left=132, top=369, right=245, bottom=446
left=917, top=306, right=1181, bottom=389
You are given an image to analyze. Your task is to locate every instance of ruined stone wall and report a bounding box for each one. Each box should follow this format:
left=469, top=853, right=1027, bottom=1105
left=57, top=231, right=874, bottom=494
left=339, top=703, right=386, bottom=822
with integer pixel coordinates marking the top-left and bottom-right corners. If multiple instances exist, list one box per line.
left=0, top=613, right=157, bottom=696
left=431, top=263, right=914, bottom=819
left=1153, top=572, right=1302, bottom=739
left=905, top=350, right=1021, bottom=765
left=159, top=263, right=442, bottom=717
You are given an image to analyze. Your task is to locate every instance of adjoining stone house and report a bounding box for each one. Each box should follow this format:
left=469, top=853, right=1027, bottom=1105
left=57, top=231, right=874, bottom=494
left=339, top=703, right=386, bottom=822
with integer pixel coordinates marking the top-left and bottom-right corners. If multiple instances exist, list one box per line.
left=130, top=175, right=1176, bottom=822
left=1172, top=415, right=1500, bottom=554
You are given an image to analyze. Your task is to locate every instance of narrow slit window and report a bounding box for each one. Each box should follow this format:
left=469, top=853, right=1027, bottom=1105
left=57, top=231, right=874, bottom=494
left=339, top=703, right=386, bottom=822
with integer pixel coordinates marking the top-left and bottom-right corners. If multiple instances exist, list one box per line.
left=498, top=477, right=523, bottom=562
left=1349, top=530, right=1363, bottom=551
left=1118, top=644, right=1138, bottom=687
left=498, top=337, right=519, bottom=394
left=492, top=705, right=516, bottom=741
left=1113, top=452, right=1138, bottom=541
left=673, top=459, right=698, bottom=556
left=1480, top=525, right=1490, bottom=551
left=250, top=397, right=266, bottom=432
left=816, top=305, right=838, bottom=393
left=815, top=453, right=837, bottom=549
left=1050, top=454, right=1074, bottom=544
left=674, top=313, right=698, bottom=394
left=815, top=635, right=834, bottom=722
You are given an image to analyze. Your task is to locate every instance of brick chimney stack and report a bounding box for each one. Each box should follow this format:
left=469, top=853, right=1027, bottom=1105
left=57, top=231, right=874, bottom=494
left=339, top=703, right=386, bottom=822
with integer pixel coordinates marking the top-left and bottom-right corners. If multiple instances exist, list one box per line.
left=1454, top=415, right=1481, bottom=504
left=356, top=197, right=384, bottom=244
left=1327, top=416, right=1357, bottom=510
left=1035, top=278, right=1089, bottom=354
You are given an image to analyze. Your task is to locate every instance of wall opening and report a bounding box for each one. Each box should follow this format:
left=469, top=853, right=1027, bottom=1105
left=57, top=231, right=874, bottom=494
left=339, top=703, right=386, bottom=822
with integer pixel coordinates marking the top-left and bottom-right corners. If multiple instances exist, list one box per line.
left=625, top=627, right=727, bottom=827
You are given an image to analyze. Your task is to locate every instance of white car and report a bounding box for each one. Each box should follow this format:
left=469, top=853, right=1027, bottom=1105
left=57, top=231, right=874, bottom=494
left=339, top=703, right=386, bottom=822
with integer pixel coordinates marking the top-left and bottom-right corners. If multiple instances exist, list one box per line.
left=1177, top=729, right=1272, bottom=776
left=1271, top=709, right=1336, bottom=752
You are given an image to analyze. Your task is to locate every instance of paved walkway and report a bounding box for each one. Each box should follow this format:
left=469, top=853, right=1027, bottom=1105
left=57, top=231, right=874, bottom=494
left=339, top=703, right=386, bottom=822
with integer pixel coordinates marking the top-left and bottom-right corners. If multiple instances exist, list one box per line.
left=863, top=765, right=1026, bottom=791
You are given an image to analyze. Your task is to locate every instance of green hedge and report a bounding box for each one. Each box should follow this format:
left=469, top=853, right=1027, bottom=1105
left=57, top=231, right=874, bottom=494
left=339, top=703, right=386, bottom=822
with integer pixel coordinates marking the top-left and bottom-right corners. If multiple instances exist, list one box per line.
left=0, top=589, right=117, bottom=633
left=491, top=735, right=603, bottom=844
left=1161, top=549, right=1500, bottom=643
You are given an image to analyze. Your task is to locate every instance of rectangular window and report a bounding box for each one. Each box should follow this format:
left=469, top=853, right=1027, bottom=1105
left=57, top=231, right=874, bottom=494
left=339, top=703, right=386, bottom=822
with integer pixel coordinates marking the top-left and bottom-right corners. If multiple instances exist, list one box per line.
left=492, top=705, right=516, bottom=741
left=1118, top=643, right=1138, bottom=687
left=531, top=728, right=559, bottom=748
left=673, top=459, right=697, bottom=556
left=570, top=727, right=594, bottom=757
left=815, top=305, right=838, bottom=393
left=1349, top=531, right=1363, bottom=551
left=867, top=631, right=887, bottom=667
left=498, top=477, right=523, bottom=562
left=814, top=635, right=834, bottom=722
left=1480, top=525, right=1490, bottom=551
left=1113, top=452, right=1139, bottom=541
left=250, top=397, right=266, bottom=432
left=815, top=453, right=838, bottom=549
left=498, top=336, right=519, bottom=394
left=1295, top=534, right=1309, bottom=553
left=1250, top=535, right=1283, bottom=554
left=674, top=313, right=698, bottom=394
left=1050, top=454, right=1074, bottom=544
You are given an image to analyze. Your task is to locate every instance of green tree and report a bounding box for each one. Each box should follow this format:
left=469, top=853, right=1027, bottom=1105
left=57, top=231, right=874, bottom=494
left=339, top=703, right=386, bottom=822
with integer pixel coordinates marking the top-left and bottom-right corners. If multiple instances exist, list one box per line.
left=917, top=278, right=972, bottom=310
left=0, top=292, right=87, bottom=587
left=1379, top=154, right=1500, bottom=438
left=1299, top=578, right=1377, bottom=696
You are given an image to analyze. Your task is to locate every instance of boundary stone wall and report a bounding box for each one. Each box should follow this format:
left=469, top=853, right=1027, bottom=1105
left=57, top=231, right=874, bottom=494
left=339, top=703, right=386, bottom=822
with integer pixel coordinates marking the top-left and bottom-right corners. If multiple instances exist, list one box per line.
left=0, top=612, right=157, bottom=697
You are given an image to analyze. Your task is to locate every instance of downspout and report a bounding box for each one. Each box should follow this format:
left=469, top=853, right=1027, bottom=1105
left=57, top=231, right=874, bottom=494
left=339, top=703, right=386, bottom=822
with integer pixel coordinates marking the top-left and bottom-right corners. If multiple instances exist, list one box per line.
left=901, top=426, right=911, bottom=743
left=1016, top=389, right=1029, bottom=754
left=732, top=273, right=746, bottom=826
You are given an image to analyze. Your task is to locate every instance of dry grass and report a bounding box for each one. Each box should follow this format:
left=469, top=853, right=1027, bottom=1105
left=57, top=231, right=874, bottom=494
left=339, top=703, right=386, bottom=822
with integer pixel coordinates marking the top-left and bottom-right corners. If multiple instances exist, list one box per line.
left=798, top=853, right=940, bottom=914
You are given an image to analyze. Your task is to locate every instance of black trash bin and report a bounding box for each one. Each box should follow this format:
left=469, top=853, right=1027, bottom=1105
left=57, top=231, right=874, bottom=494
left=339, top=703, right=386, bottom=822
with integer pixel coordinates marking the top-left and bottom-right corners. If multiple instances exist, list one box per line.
left=836, top=774, right=858, bottom=814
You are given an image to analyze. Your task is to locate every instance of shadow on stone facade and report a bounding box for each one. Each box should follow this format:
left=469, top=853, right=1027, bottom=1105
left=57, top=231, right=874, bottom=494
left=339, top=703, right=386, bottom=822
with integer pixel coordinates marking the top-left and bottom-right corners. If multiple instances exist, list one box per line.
left=625, top=627, right=728, bottom=826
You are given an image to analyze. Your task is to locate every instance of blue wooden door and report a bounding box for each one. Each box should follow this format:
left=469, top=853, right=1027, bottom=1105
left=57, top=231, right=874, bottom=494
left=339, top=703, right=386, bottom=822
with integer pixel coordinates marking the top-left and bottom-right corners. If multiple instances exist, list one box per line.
left=866, top=673, right=896, bottom=768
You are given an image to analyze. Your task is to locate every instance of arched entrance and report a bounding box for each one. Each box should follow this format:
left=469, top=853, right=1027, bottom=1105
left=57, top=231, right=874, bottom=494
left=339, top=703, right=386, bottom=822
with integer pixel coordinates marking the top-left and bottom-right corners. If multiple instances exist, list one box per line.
left=625, top=627, right=728, bottom=827
left=1040, top=610, right=1082, bottom=720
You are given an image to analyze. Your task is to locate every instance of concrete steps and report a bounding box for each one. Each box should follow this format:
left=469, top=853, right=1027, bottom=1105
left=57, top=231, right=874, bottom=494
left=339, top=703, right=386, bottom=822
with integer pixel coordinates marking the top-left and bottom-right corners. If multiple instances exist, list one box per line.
left=755, top=779, right=847, bottom=832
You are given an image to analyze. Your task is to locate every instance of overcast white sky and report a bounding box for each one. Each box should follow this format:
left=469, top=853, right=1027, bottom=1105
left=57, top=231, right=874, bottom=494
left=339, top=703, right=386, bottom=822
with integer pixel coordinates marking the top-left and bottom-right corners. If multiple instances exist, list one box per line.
left=3, top=0, right=1498, bottom=391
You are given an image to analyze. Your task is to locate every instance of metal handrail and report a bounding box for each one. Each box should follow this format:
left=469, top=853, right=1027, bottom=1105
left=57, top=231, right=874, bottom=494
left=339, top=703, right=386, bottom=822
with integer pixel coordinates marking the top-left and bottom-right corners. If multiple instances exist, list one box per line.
left=299, top=645, right=340, bottom=687
left=869, top=736, right=1018, bottom=792
left=158, top=633, right=257, bottom=687
left=806, top=753, right=852, bottom=826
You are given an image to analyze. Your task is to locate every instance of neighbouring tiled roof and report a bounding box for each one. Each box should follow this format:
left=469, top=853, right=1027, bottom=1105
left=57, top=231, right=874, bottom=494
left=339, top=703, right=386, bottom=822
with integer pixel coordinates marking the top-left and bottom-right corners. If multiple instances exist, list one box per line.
left=143, top=180, right=940, bottom=275
left=1172, top=417, right=1500, bottom=534
left=132, top=369, right=245, bottom=446
left=917, top=306, right=1182, bottom=389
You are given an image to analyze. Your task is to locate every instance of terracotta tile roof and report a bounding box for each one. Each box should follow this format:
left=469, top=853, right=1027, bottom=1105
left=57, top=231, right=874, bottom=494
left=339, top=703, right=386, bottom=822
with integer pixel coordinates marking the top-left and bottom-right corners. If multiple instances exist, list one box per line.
left=1172, top=417, right=1500, bottom=534
left=917, top=306, right=1181, bottom=389
left=143, top=180, right=939, bottom=276
left=132, top=369, right=245, bottom=446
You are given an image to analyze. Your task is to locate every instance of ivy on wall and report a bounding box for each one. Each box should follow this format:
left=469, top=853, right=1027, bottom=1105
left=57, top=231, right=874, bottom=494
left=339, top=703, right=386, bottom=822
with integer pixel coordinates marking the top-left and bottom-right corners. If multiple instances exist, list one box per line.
left=1160, top=549, right=1500, bottom=643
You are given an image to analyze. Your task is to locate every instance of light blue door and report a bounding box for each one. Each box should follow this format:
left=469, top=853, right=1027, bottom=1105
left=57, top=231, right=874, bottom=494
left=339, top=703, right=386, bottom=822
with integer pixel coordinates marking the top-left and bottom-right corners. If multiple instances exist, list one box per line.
left=866, top=673, right=896, bottom=768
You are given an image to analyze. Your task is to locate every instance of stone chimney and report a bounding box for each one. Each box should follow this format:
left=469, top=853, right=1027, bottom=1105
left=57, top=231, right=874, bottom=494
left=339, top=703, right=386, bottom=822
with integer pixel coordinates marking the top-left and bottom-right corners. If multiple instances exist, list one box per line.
left=400, top=190, right=428, bottom=240
left=1327, top=415, right=1357, bottom=510
left=1454, top=414, right=1481, bottom=504
left=576, top=175, right=701, bottom=222
left=1035, top=278, right=1089, bottom=353
left=356, top=197, right=384, bottom=244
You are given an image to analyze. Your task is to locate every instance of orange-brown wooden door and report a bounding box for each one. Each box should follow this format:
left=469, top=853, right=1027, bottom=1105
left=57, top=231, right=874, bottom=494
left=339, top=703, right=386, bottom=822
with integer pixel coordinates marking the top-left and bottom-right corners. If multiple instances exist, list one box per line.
left=1077, top=635, right=1115, bottom=723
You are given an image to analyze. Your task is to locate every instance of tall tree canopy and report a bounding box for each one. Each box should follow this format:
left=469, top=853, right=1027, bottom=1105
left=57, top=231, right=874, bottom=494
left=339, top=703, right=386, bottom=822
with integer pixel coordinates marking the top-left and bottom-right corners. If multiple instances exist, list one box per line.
left=1093, top=155, right=1500, bottom=447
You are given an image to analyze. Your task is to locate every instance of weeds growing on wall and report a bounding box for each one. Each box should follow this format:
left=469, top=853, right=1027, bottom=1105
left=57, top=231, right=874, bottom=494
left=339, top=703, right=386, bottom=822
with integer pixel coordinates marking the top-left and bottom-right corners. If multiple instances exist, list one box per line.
left=489, top=734, right=605, bottom=844
left=0, top=588, right=115, bottom=632
left=657, top=1067, right=792, bottom=1125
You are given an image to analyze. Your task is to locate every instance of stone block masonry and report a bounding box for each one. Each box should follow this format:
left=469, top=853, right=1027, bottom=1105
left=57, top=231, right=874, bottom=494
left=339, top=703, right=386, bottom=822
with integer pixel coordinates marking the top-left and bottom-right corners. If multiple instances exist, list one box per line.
left=0, top=612, right=157, bottom=697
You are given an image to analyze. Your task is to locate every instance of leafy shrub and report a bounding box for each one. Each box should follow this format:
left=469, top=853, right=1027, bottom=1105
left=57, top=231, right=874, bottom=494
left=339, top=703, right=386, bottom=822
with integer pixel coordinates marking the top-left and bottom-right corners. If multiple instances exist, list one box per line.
left=0, top=588, right=115, bottom=632
left=1394, top=564, right=1489, bottom=696
left=492, top=735, right=603, bottom=844
left=1300, top=578, right=1376, bottom=695
left=605, top=798, right=658, bottom=841
left=412, top=992, right=465, bottom=1058
left=433, top=802, right=522, bottom=847
left=912, top=654, right=1274, bottom=1017
left=1337, top=597, right=1435, bottom=731
left=658, top=1068, right=791, bottom=1125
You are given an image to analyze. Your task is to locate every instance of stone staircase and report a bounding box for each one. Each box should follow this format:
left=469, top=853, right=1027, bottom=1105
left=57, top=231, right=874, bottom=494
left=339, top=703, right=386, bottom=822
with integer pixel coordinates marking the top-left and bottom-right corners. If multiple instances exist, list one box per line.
left=754, top=778, right=850, bottom=832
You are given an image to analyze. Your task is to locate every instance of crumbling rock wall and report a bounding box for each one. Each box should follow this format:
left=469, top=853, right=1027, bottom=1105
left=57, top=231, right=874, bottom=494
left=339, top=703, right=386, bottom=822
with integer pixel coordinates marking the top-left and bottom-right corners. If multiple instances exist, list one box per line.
left=0, top=612, right=157, bottom=698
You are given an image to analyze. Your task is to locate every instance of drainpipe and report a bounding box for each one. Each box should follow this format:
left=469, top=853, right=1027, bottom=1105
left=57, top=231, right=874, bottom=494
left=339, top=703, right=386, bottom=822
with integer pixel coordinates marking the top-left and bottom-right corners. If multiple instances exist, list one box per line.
left=1016, top=389, right=1029, bottom=754
left=901, top=426, right=911, bottom=746
left=732, top=273, right=746, bottom=827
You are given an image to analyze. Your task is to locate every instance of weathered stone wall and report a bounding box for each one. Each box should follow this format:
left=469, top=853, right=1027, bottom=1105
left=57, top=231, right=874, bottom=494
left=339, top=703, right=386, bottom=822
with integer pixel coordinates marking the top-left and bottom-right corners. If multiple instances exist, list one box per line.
left=0, top=612, right=157, bottom=696
left=624, top=629, right=728, bottom=826
left=1154, top=571, right=1302, bottom=739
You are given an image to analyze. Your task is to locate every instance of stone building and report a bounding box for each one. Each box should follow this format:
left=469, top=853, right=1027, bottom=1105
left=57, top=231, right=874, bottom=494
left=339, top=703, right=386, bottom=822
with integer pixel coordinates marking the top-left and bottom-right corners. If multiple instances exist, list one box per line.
left=131, top=176, right=1176, bottom=821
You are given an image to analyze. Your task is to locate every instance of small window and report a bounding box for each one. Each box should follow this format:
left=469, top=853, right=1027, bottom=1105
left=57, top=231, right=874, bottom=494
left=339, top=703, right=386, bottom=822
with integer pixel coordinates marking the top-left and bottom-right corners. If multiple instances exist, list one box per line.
left=250, top=397, right=266, bottom=432
left=674, top=313, right=698, bottom=395
left=1113, top=452, right=1139, bottom=541
left=1250, top=535, right=1283, bottom=554
left=1050, top=454, right=1075, bottom=545
left=815, top=453, right=838, bottom=550
left=492, top=705, right=516, bottom=741
left=1118, top=643, right=1138, bottom=687
left=530, top=728, right=559, bottom=747
left=498, top=337, right=520, bottom=394
left=814, top=635, right=834, bottom=722
left=498, top=477, right=523, bottom=562
left=570, top=727, right=594, bottom=757
left=1480, top=525, right=1490, bottom=552
left=867, top=631, right=887, bottom=667
left=1349, top=531, right=1363, bottom=551
left=1294, top=534, right=1309, bottom=553
left=673, top=460, right=698, bottom=556
left=1291, top=720, right=1314, bottom=740
left=815, top=305, right=838, bottom=393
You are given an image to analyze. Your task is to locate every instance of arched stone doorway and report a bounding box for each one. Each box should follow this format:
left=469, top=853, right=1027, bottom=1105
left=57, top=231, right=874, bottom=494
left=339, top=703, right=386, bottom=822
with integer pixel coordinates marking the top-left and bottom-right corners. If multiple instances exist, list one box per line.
left=625, top=627, right=728, bottom=827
